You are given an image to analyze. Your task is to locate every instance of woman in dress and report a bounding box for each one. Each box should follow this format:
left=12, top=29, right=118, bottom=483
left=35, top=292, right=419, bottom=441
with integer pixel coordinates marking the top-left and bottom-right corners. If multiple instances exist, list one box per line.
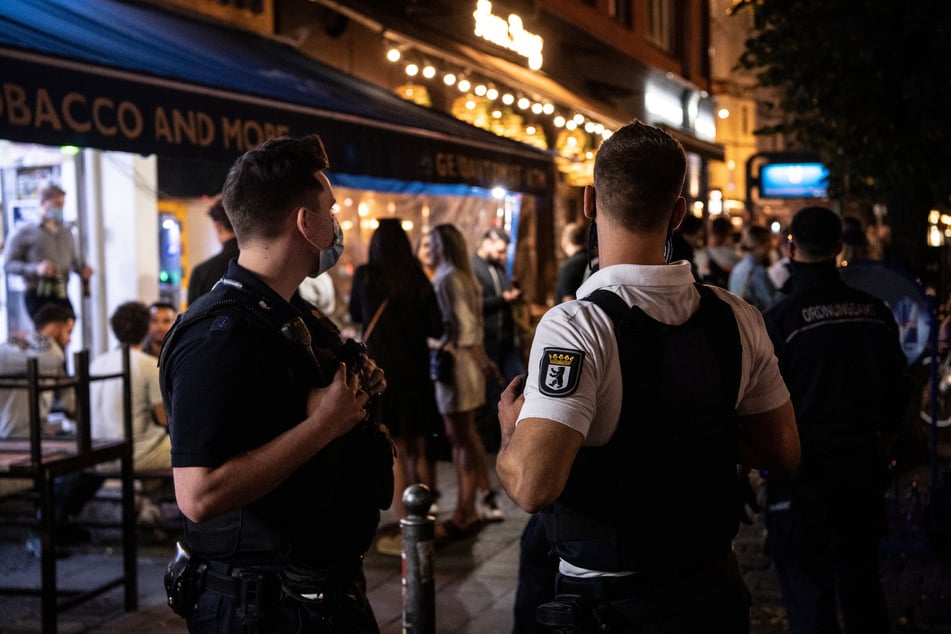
left=428, top=223, right=500, bottom=538
left=349, top=219, right=443, bottom=552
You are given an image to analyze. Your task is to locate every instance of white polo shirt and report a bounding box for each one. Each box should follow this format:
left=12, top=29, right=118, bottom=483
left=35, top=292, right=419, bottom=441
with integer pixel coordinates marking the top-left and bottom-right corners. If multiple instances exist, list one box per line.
left=518, top=261, right=789, bottom=446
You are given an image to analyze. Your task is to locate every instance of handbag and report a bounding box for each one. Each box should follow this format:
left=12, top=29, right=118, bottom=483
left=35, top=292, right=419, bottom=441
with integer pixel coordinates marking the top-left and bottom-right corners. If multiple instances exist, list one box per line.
left=429, top=344, right=454, bottom=383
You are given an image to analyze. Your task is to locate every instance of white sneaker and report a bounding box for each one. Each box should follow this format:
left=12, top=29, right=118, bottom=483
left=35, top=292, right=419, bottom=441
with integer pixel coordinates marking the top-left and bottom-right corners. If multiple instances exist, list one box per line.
left=479, top=490, right=504, bottom=522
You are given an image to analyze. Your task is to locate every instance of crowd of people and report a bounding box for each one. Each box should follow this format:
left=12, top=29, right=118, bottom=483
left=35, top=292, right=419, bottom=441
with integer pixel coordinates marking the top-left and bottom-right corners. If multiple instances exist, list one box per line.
left=0, top=122, right=919, bottom=633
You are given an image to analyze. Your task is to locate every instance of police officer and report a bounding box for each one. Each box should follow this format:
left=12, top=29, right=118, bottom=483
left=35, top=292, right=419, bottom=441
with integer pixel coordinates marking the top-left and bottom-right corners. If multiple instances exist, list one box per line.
left=762, top=206, right=907, bottom=634
left=497, top=121, right=801, bottom=633
left=160, top=135, right=391, bottom=633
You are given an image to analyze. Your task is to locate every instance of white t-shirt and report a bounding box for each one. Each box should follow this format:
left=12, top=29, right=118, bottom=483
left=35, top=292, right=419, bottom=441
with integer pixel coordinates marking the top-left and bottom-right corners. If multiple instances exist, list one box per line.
left=518, top=261, right=790, bottom=446
left=90, top=347, right=167, bottom=467
left=0, top=334, right=71, bottom=439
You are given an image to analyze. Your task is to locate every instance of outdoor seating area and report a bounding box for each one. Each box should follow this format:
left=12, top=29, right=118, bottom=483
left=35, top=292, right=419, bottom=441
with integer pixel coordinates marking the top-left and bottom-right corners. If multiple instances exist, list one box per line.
left=0, top=348, right=138, bottom=634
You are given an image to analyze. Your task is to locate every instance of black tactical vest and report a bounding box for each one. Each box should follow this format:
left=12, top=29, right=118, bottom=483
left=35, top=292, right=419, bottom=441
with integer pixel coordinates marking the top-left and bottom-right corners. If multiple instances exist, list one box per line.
left=160, top=280, right=393, bottom=567
left=543, top=284, right=741, bottom=573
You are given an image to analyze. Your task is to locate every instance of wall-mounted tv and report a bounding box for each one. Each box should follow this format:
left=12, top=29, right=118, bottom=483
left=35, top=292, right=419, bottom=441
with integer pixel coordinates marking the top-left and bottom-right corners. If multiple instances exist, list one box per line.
left=759, top=162, right=829, bottom=198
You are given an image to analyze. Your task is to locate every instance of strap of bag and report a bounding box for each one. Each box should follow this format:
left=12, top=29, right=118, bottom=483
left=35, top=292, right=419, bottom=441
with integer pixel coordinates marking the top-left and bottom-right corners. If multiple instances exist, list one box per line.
left=362, top=299, right=388, bottom=343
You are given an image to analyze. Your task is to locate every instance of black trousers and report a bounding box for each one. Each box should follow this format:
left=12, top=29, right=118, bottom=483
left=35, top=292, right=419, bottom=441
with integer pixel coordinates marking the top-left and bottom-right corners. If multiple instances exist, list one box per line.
left=187, top=570, right=379, bottom=634
left=546, top=553, right=751, bottom=634
left=514, top=513, right=559, bottom=633
left=766, top=480, right=889, bottom=634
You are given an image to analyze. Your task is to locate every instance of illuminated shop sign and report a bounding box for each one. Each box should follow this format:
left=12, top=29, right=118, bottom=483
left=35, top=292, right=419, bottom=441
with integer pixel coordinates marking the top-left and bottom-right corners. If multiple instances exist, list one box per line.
left=473, top=0, right=543, bottom=70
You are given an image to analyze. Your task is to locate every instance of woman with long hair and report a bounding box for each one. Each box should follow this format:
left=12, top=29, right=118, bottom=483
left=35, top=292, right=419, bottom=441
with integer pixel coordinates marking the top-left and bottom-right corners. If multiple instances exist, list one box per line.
left=428, top=223, right=500, bottom=539
left=349, top=219, right=442, bottom=554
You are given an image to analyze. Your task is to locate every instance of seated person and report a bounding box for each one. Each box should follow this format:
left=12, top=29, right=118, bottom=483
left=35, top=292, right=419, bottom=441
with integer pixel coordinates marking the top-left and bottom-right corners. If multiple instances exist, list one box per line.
left=141, top=301, right=177, bottom=358
left=91, top=301, right=169, bottom=472
left=0, top=304, right=99, bottom=555
left=0, top=303, right=76, bottom=439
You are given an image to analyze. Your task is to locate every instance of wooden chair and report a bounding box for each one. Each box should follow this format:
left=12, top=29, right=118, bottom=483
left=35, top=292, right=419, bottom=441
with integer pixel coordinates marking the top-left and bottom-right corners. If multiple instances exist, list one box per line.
left=0, top=347, right=137, bottom=634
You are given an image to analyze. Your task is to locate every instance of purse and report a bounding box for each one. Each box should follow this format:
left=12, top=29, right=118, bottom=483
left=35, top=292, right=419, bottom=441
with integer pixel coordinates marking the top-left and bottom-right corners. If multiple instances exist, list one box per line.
left=429, top=344, right=454, bottom=383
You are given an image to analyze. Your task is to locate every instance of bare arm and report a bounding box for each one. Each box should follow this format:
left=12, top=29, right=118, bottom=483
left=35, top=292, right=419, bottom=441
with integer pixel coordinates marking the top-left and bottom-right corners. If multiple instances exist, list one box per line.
left=737, top=398, right=800, bottom=474
left=495, top=376, right=584, bottom=513
left=151, top=403, right=167, bottom=427
left=174, top=363, right=370, bottom=523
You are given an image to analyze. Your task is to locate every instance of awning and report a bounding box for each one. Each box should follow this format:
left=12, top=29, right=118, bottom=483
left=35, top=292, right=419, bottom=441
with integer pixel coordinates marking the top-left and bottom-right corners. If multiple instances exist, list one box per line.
left=659, top=126, right=726, bottom=162
left=0, top=0, right=554, bottom=194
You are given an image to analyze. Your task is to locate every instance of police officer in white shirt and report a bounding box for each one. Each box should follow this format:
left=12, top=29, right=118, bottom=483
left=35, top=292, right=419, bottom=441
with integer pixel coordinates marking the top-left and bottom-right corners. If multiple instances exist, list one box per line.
left=497, top=121, right=801, bottom=633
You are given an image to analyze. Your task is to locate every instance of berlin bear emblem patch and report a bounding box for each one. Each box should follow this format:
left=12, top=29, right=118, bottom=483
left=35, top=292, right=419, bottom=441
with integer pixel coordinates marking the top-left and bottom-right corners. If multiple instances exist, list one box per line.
left=538, top=348, right=584, bottom=397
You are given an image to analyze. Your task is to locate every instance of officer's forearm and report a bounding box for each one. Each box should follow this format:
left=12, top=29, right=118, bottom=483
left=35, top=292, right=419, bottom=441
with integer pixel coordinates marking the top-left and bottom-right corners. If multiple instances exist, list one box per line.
left=736, top=400, right=800, bottom=474
left=174, top=417, right=337, bottom=523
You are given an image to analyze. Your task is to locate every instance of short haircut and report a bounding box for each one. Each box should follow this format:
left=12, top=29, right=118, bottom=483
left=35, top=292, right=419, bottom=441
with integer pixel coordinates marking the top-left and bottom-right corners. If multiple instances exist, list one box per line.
left=222, top=135, right=330, bottom=241
left=790, top=206, right=842, bottom=260
left=562, top=222, right=586, bottom=247
left=33, top=304, right=75, bottom=329
left=710, top=216, right=732, bottom=238
left=110, top=301, right=150, bottom=344
left=208, top=199, right=233, bottom=233
left=40, top=184, right=65, bottom=202
left=678, top=214, right=704, bottom=235
left=592, top=121, right=686, bottom=232
left=482, top=227, right=510, bottom=244
left=741, top=225, right=772, bottom=251
left=149, top=301, right=177, bottom=313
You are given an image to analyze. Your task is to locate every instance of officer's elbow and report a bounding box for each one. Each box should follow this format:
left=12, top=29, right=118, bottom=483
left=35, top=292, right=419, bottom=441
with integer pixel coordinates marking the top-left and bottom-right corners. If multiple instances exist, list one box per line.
left=173, top=468, right=221, bottom=524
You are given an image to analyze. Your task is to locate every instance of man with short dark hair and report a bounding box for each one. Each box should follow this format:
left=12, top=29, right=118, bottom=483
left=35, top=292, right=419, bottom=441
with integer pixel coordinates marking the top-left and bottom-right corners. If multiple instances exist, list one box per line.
left=497, top=121, right=800, bottom=632
left=90, top=301, right=168, bottom=471
left=160, top=135, right=391, bottom=631
left=3, top=184, right=92, bottom=321
left=141, top=301, right=177, bottom=358
left=762, top=206, right=907, bottom=634
left=554, top=221, right=589, bottom=304
left=187, top=198, right=239, bottom=305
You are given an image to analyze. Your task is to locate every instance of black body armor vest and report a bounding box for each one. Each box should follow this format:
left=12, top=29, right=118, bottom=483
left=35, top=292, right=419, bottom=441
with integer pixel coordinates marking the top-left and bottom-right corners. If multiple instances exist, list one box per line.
left=543, top=284, right=741, bottom=573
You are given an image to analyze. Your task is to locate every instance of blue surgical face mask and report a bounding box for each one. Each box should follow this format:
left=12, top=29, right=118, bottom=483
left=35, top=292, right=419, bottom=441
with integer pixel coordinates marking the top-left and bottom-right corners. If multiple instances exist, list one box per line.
left=303, top=211, right=344, bottom=276
left=46, top=206, right=64, bottom=225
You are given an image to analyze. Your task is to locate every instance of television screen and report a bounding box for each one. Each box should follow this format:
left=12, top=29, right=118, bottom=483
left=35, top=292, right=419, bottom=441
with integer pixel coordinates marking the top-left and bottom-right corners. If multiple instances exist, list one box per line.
left=759, top=162, right=829, bottom=198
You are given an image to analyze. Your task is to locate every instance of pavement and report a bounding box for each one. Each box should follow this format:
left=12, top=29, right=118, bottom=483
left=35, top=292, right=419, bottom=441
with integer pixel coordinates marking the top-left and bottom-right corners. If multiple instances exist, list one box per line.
left=0, top=458, right=949, bottom=633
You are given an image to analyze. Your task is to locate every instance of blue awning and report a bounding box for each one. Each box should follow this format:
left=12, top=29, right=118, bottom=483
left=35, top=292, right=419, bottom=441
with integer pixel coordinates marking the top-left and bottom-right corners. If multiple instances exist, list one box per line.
left=0, top=0, right=554, bottom=194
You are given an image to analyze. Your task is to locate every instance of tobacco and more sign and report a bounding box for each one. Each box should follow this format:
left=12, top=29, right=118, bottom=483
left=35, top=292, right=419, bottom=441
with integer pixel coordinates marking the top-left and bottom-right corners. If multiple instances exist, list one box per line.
left=0, top=52, right=552, bottom=195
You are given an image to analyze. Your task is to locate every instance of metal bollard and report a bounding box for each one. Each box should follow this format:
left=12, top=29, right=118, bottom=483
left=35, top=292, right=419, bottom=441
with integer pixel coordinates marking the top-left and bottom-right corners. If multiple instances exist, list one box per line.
left=401, top=483, right=437, bottom=634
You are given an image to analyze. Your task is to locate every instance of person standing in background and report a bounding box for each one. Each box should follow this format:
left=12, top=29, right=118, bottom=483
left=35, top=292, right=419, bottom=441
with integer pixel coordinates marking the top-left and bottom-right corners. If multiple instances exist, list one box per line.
left=4, top=184, right=92, bottom=321
left=141, top=301, right=177, bottom=358
left=729, top=225, right=780, bottom=311
left=429, top=223, right=501, bottom=540
left=762, top=206, right=907, bottom=634
left=186, top=198, right=239, bottom=306
left=554, top=222, right=589, bottom=304
left=349, top=219, right=443, bottom=556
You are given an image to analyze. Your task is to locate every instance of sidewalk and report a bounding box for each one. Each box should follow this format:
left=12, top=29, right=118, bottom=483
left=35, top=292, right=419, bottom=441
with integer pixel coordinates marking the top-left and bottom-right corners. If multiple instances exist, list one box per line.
left=0, top=458, right=949, bottom=633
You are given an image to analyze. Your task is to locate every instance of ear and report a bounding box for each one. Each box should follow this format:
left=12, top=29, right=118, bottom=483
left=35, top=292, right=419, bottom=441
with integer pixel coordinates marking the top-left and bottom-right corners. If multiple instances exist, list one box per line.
left=583, top=185, right=596, bottom=219
left=295, top=207, right=309, bottom=235
left=670, top=196, right=688, bottom=231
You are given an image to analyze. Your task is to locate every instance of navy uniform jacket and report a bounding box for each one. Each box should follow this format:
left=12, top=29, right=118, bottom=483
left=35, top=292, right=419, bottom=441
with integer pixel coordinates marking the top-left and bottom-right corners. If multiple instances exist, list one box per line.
left=762, top=261, right=907, bottom=482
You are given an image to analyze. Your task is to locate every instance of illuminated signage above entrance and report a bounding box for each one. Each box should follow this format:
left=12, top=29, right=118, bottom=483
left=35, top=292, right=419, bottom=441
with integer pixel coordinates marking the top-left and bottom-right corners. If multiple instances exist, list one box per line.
left=473, top=0, right=544, bottom=71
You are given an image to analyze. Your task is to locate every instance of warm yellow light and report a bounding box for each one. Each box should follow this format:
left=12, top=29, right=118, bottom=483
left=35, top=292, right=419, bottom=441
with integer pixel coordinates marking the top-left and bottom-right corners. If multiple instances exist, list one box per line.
left=542, top=103, right=554, bottom=115
left=486, top=87, right=499, bottom=100
left=402, top=220, right=414, bottom=232
left=584, top=121, right=595, bottom=133
left=565, top=120, right=577, bottom=131
left=422, top=65, right=436, bottom=79
left=341, top=220, right=354, bottom=231
left=531, top=102, right=543, bottom=114
left=718, top=108, right=730, bottom=119
left=941, top=214, right=951, bottom=226
left=465, top=99, right=477, bottom=110
left=517, top=97, right=530, bottom=110
left=573, top=113, right=585, bottom=125
left=405, top=63, right=419, bottom=77
left=444, top=73, right=457, bottom=86
left=474, top=84, right=487, bottom=96
left=602, top=129, right=613, bottom=140
left=358, top=202, right=369, bottom=217
left=930, top=210, right=941, bottom=224
left=502, top=93, right=514, bottom=105
left=458, top=79, right=471, bottom=92
left=553, top=115, right=565, bottom=128
left=386, top=48, right=401, bottom=63
left=526, top=125, right=536, bottom=134
left=492, top=110, right=502, bottom=118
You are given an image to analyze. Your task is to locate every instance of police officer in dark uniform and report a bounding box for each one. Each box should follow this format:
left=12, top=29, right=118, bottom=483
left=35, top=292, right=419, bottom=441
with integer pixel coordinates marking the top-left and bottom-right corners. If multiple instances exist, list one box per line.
left=762, top=206, right=907, bottom=634
left=160, top=135, right=392, bottom=633
left=497, top=121, right=801, bottom=633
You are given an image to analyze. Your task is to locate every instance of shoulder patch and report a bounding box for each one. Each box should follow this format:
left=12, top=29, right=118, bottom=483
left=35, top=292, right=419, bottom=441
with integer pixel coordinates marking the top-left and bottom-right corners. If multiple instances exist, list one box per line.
left=538, top=347, right=584, bottom=397
left=209, top=314, right=234, bottom=333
